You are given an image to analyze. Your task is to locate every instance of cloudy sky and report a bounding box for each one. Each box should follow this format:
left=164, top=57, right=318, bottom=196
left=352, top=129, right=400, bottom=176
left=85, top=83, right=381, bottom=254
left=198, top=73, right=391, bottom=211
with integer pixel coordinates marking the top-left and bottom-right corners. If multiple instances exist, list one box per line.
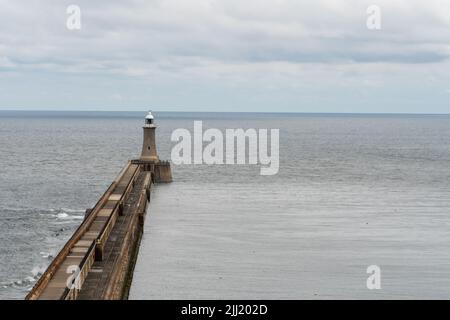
left=0, top=0, right=449, bottom=113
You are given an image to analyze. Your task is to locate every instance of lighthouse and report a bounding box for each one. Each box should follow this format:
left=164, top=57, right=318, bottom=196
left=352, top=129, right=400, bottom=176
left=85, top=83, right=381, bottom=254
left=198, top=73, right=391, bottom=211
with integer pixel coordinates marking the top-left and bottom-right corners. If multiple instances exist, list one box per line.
left=140, top=111, right=159, bottom=162
left=137, top=111, right=172, bottom=183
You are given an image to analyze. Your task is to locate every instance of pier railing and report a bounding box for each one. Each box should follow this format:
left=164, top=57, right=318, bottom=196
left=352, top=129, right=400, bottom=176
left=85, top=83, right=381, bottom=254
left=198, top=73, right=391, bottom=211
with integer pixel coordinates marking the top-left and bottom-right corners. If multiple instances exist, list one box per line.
left=96, top=164, right=141, bottom=260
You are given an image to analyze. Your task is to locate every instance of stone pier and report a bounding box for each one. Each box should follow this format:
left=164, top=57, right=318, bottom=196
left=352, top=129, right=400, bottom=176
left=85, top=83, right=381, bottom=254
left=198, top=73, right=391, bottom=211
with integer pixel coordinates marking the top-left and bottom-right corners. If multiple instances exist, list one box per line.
left=26, top=112, right=172, bottom=300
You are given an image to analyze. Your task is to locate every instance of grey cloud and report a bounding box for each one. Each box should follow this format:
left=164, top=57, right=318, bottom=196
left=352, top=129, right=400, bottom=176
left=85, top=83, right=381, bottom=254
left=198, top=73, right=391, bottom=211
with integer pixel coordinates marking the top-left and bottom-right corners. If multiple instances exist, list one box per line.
left=1, top=0, right=450, bottom=76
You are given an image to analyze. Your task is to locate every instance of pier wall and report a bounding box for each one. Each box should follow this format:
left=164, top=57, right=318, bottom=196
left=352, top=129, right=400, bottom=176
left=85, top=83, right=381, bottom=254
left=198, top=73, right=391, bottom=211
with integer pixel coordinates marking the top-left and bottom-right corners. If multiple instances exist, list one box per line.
left=154, top=161, right=173, bottom=183
left=131, top=160, right=173, bottom=183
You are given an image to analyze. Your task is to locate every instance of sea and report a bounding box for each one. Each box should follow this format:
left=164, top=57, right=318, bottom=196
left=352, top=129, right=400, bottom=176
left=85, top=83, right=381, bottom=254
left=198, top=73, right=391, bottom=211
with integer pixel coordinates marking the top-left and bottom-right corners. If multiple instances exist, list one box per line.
left=0, top=111, right=449, bottom=299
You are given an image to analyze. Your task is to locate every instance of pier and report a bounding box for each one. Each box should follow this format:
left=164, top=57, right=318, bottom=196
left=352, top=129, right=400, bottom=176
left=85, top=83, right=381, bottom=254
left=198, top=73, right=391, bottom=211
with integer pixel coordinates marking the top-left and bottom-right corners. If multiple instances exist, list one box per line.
left=26, top=112, right=172, bottom=300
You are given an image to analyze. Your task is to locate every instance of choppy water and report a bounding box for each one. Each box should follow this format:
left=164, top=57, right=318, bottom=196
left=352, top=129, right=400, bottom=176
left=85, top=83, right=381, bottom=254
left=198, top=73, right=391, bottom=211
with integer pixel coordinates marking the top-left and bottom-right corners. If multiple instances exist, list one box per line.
left=1, top=111, right=450, bottom=299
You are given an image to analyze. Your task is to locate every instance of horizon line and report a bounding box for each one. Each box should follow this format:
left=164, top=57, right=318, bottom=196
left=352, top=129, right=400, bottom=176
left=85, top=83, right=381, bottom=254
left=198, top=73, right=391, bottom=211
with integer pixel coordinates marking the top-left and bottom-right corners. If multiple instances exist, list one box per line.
left=1, top=109, right=450, bottom=116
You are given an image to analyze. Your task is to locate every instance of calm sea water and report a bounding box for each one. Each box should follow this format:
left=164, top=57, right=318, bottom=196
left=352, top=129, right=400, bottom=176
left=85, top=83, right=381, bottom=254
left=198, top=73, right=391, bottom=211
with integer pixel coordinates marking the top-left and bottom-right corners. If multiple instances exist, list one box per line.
left=0, top=111, right=449, bottom=299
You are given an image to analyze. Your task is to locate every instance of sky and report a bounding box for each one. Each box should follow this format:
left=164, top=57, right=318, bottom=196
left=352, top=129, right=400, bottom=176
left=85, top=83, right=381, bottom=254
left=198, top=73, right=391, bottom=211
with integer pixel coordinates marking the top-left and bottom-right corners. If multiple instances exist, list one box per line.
left=0, top=0, right=449, bottom=113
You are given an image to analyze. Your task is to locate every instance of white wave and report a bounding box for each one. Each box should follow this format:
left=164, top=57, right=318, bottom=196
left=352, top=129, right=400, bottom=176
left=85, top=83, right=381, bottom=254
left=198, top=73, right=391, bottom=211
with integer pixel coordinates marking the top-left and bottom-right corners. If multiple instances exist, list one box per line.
left=51, top=212, right=85, bottom=220
left=0, top=266, right=46, bottom=291
left=60, top=208, right=85, bottom=214
left=39, top=251, right=53, bottom=259
left=31, top=265, right=46, bottom=278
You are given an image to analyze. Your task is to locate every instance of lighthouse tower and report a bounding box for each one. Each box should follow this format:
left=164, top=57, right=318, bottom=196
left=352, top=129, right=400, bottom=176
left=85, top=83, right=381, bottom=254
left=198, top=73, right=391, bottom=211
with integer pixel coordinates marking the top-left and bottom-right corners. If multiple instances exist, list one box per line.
left=140, top=111, right=159, bottom=162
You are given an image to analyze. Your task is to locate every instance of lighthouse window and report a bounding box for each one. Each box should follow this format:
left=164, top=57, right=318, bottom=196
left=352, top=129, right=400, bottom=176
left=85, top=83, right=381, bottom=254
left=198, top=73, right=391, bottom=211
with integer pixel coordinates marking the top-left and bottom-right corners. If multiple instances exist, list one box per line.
left=148, top=146, right=151, bottom=150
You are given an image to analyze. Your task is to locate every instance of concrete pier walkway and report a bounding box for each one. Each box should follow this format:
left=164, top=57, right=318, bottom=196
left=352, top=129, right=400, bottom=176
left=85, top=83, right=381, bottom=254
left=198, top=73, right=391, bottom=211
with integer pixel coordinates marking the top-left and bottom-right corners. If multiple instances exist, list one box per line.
left=26, top=160, right=171, bottom=300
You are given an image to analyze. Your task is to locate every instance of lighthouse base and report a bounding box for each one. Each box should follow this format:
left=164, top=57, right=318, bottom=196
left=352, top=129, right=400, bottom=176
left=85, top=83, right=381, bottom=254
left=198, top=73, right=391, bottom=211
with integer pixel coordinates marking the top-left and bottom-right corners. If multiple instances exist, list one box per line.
left=131, top=159, right=173, bottom=183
